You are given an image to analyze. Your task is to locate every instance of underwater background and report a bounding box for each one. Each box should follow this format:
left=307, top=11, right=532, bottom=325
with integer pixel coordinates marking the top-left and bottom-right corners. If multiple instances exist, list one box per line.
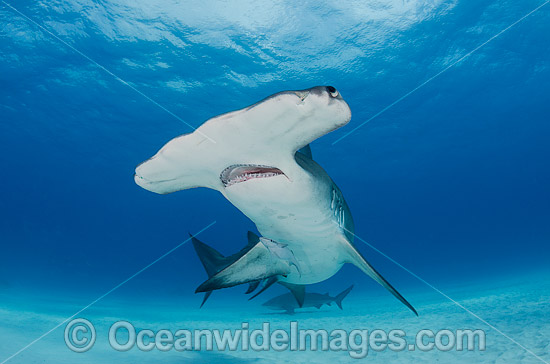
left=1, top=0, right=549, bottom=363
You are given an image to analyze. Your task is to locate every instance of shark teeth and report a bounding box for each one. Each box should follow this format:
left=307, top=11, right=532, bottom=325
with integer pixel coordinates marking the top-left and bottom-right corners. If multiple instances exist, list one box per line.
left=220, top=164, right=285, bottom=187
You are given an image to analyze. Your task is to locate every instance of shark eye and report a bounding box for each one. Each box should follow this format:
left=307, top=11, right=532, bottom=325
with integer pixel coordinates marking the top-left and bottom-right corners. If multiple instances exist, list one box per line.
left=327, top=86, right=339, bottom=98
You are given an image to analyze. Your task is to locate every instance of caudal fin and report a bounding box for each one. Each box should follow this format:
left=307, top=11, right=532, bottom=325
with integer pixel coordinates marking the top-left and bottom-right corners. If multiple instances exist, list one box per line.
left=190, top=234, right=229, bottom=307
left=334, top=285, right=354, bottom=310
left=190, top=234, right=227, bottom=278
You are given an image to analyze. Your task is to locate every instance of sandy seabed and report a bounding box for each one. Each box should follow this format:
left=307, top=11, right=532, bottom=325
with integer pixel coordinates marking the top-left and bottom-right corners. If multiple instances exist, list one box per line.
left=0, top=271, right=549, bottom=364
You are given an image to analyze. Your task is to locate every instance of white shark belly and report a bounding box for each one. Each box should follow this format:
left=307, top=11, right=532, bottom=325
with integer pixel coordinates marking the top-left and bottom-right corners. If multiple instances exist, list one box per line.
left=221, top=163, right=349, bottom=284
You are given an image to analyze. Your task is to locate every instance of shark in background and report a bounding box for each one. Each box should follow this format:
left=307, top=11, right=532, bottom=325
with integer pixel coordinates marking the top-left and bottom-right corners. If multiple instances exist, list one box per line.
left=262, top=285, right=354, bottom=314
left=135, top=86, right=417, bottom=315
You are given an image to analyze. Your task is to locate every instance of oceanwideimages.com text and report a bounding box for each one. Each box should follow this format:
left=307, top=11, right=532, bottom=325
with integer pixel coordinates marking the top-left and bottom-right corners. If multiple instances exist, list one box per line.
left=65, top=319, right=486, bottom=359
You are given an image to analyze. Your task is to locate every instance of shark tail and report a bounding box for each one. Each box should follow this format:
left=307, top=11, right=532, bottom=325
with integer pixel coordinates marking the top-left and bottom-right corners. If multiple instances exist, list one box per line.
left=190, top=234, right=228, bottom=307
left=341, top=238, right=418, bottom=316
left=334, top=285, right=354, bottom=310
left=200, top=291, right=212, bottom=308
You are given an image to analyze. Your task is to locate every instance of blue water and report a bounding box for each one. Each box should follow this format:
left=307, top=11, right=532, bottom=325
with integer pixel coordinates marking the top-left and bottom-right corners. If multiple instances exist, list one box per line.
left=1, top=1, right=549, bottom=363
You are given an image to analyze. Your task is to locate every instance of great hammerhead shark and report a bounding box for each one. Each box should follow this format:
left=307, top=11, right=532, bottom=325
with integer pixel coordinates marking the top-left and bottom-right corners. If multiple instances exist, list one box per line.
left=134, top=86, right=417, bottom=315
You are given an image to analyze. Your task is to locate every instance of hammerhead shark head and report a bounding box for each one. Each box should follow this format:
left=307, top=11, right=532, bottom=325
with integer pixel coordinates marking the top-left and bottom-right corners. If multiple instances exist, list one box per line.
left=135, top=86, right=417, bottom=315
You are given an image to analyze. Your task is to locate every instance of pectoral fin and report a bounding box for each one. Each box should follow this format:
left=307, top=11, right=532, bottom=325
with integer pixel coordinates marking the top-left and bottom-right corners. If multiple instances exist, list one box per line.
left=342, top=239, right=418, bottom=316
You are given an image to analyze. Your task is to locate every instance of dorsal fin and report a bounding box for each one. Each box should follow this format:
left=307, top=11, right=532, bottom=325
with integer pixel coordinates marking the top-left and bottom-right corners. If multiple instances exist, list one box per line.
left=297, top=144, right=313, bottom=159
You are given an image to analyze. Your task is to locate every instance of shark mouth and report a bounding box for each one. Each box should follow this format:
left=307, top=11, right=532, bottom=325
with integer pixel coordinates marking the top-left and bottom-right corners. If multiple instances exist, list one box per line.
left=220, top=164, right=285, bottom=187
